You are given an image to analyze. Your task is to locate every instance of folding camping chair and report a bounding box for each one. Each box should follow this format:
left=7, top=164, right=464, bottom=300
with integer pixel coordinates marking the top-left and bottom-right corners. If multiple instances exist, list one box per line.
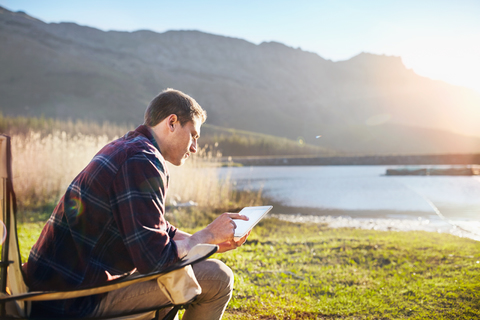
left=0, top=134, right=218, bottom=319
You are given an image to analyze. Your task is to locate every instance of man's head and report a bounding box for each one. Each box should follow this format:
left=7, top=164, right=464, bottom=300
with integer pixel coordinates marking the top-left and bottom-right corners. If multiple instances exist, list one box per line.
left=145, top=89, right=207, bottom=166
left=144, top=88, right=206, bottom=127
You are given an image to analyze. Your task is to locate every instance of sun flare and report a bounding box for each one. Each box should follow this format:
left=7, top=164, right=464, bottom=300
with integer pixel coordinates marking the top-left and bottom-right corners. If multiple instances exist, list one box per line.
left=400, top=36, right=480, bottom=94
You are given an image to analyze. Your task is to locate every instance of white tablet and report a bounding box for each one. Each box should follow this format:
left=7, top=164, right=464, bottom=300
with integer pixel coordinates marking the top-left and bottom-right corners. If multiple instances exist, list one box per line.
left=234, top=205, right=273, bottom=240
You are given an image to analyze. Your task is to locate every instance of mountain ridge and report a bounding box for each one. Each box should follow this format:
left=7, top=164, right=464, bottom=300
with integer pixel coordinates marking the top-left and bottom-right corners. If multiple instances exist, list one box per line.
left=1, top=6, right=480, bottom=155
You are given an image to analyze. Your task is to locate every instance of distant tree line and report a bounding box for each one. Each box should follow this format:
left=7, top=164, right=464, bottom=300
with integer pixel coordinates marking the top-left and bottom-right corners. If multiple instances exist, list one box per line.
left=0, top=115, right=331, bottom=157
left=198, top=124, right=331, bottom=157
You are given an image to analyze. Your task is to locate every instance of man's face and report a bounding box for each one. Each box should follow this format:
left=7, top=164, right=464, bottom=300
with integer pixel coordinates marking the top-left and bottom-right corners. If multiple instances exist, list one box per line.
left=166, top=117, right=201, bottom=166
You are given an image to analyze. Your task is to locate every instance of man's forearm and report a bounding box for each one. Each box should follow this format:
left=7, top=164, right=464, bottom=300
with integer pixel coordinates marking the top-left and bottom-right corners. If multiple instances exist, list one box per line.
left=173, top=229, right=192, bottom=241
left=174, top=229, right=215, bottom=258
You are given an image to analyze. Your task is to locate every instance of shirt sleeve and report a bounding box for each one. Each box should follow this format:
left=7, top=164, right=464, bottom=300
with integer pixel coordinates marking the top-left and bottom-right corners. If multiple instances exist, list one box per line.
left=109, top=151, right=179, bottom=274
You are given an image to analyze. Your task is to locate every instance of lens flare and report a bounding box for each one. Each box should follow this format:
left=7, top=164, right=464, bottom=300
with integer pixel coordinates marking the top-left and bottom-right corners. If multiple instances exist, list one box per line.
left=68, top=197, right=85, bottom=217
left=297, top=136, right=305, bottom=146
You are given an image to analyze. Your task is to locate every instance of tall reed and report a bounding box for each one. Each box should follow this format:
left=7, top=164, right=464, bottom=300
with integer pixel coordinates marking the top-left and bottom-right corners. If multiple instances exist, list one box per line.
left=167, top=144, right=263, bottom=208
left=10, top=130, right=262, bottom=223
left=11, top=131, right=113, bottom=220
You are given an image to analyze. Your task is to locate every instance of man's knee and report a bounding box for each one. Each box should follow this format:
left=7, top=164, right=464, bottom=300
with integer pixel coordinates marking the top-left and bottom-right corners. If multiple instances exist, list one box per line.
left=193, top=259, right=234, bottom=299
left=212, top=259, right=234, bottom=293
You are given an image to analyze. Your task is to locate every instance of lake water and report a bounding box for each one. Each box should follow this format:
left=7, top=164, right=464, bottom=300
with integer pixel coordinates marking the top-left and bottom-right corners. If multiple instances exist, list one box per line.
left=218, top=165, right=480, bottom=241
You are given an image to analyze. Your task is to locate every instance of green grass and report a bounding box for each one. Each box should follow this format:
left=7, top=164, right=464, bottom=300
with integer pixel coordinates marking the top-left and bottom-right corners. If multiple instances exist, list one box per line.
left=219, top=218, right=480, bottom=320
left=17, top=218, right=480, bottom=319
left=17, top=222, right=45, bottom=261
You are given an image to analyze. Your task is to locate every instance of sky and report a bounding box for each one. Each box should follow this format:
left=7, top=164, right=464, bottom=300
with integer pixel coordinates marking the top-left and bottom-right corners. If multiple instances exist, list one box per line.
left=2, top=0, right=480, bottom=93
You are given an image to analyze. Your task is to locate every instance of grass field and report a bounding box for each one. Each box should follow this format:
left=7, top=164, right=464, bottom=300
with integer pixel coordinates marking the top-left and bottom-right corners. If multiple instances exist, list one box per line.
left=221, top=219, right=480, bottom=320
left=18, top=218, right=480, bottom=320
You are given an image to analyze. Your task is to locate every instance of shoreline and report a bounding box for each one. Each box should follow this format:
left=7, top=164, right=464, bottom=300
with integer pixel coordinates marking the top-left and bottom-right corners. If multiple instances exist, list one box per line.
left=270, top=213, right=480, bottom=241
left=228, top=153, right=480, bottom=166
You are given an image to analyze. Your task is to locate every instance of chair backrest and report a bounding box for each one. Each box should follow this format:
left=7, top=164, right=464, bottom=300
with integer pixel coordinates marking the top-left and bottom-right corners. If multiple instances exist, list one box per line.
left=0, top=134, right=30, bottom=317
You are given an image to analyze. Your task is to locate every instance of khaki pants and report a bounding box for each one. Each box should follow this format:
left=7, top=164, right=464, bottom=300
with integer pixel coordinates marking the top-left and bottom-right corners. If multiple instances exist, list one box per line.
left=91, top=259, right=234, bottom=320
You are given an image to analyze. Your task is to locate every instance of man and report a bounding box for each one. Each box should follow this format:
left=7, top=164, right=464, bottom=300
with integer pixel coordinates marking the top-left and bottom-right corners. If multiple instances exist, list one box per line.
left=24, top=89, right=249, bottom=319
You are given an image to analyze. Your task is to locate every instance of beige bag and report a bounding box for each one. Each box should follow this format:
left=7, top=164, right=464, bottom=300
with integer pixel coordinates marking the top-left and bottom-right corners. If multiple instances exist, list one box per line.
left=156, top=264, right=201, bottom=305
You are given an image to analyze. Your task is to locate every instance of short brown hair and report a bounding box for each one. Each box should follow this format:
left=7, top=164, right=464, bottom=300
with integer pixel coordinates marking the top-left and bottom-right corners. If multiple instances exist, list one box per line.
left=144, top=88, right=207, bottom=127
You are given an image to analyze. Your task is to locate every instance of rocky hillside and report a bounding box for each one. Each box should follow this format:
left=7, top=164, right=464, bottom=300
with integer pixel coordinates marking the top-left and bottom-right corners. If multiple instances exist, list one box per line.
left=1, top=6, right=480, bottom=155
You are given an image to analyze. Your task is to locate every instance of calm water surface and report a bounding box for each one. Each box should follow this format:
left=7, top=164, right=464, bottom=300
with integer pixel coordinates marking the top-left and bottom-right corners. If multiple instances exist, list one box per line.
left=218, top=165, right=480, bottom=240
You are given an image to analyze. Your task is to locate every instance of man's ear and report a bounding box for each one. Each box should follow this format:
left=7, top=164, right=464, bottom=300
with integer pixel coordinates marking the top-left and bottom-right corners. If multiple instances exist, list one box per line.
left=167, top=114, right=178, bottom=132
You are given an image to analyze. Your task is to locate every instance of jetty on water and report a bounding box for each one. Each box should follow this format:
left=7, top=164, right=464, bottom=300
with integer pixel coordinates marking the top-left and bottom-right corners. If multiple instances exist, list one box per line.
left=385, top=165, right=480, bottom=176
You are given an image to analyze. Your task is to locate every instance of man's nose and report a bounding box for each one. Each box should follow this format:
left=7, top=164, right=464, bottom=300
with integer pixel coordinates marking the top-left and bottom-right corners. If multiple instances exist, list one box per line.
left=190, top=139, right=197, bottom=153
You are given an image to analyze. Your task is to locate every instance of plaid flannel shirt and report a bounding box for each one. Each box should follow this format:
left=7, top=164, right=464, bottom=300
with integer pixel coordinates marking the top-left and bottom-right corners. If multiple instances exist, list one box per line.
left=25, top=125, right=179, bottom=317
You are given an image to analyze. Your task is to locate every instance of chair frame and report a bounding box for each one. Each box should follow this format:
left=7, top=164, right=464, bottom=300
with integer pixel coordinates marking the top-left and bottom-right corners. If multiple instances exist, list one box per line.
left=0, top=134, right=217, bottom=319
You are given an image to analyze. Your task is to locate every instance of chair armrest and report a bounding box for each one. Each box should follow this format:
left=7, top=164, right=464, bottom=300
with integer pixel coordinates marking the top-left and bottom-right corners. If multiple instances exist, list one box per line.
left=0, top=244, right=217, bottom=302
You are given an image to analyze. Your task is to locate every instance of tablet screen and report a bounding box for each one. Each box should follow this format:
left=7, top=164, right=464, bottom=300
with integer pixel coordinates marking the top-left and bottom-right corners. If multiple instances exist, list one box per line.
left=234, top=205, right=273, bottom=239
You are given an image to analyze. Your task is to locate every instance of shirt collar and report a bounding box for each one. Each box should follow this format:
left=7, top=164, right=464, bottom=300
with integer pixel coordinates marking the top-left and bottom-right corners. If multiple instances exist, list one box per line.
left=134, top=124, right=161, bottom=153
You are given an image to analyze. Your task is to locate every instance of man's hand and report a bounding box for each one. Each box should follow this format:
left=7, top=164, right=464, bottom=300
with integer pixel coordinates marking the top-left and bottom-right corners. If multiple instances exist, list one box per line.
left=216, top=231, right=251, bottom=253
left=203, top=212, right=249, bottom=244
left=175, top=212, right=249, bottom=257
